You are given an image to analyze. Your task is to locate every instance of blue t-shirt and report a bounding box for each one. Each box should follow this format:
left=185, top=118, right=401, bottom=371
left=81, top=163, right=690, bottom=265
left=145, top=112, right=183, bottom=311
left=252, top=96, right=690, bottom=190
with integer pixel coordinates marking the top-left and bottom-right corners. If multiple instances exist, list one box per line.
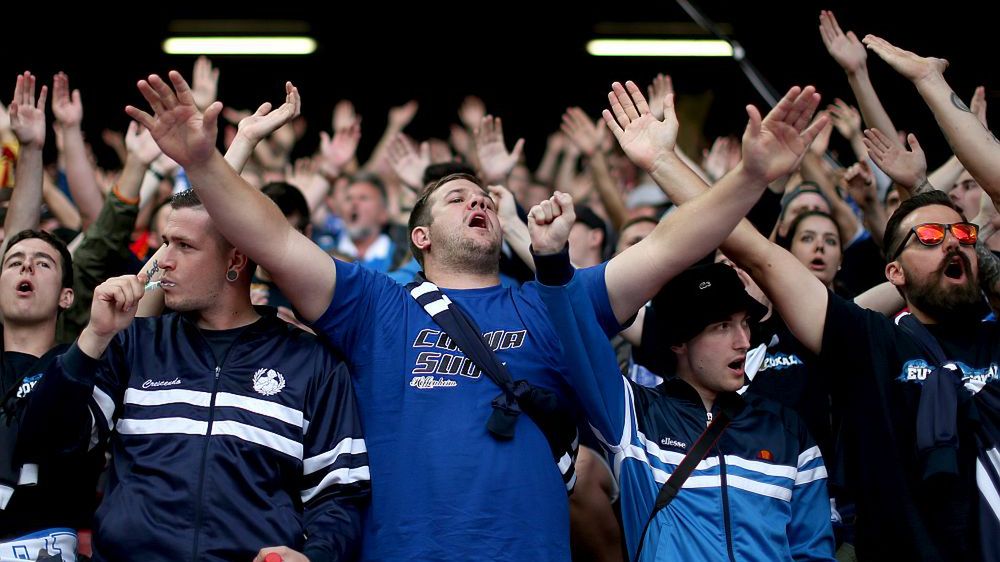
left=314, top=259, right=618, bottom=561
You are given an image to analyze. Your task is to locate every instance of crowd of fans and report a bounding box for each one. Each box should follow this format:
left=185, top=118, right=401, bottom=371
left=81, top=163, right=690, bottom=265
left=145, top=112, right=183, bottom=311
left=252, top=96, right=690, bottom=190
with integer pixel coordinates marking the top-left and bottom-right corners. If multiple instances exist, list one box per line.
left=1, top=9, right=998, bottom=562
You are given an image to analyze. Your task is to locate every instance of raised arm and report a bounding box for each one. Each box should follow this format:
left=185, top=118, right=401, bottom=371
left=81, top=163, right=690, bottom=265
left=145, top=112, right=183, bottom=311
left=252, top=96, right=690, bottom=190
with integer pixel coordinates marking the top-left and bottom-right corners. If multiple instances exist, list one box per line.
left=828, top=98, right=868, bottom=163
left=489, top=184, right=535, bottom=271
left=561, top=107, right=628, bottom=230
left=864, top=35, right=1000, bottom=206
left=819, top=10, right=900, bottom=143
left=223, top=83, right=302, bottom=174
left=601, top=81, right=828, bottom=323
left=474, top=115, right=525, bottom=185
left=51, top=72, right=103, bottom=229
left=386, top=134, right=430, bottom=192
left=863, top=128, right=934, bottom=197
left=3, top=72, right=48, bottom=255
left=125, top=72, right=335, bottom=323
left=603, top=81, right=830, bottom=352
left=362, top=100, right=418, bottom=174
left=843, top=161, right=886, bottom=245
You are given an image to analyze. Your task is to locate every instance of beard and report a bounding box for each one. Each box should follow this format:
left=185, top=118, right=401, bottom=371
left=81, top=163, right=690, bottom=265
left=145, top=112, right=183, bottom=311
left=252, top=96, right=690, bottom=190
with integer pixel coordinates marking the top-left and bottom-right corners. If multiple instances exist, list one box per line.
left=432, top=225, right=502, bottom=276
left=904, top=249, right=984, bottom=324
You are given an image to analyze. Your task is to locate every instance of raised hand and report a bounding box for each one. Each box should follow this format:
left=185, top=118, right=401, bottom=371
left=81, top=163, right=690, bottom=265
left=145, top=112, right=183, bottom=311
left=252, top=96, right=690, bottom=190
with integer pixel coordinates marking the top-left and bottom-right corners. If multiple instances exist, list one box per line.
left=809, top=111, right=834, bottom=155
left=844, top=160, right=877, bottom=208
left=701, top=136, right=741, bottom=182
left=740, top=85, right=829, bottom=183
left=862, top=34, right=948, bottom=84
left=388, top=100, right=419, bottom=130
left=971, top=86, right=988, bottom=127
left=560, top=107, right=605, bottom=157
left=50, top=72, right=82, bottom=128
left=449, top=124, right=474, bottom=158
left=386, top=133, right=430, bottom=189
left=474, top=115, right=525, bottom=183
left=285, top=157, right=319, bottom=190
left=818, top=10, right=867, bottom=74
left=647, top=73, right=674, bottom=121
left=828, top=98, right=862, bottom=139
left=459, top=95, right=486, bottom=131
left=126, top=71, right=225, bottom=167
left=528, top=191, right=575, bottom=255
left=602, top=80, right=678, bottom=172
left=125, top=121, right=163, bottom=165
left=8, top=72, right=48, bottom=148
left=863, top=128, right=927, bottom=189
left=319, top=121, right=361, bottom=178
left=191, top=56, right=220, bottom=111
left=333, top=99, right=359, bottom=132
left=0, top=99, right=10, bottom=134
left=487, top=184, right=520, bottom=229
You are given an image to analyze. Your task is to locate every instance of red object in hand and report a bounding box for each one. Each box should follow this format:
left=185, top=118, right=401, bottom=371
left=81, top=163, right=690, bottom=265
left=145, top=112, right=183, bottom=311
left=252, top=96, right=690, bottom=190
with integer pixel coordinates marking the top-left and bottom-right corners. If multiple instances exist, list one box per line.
left=264, top=554, right=283, bottom=562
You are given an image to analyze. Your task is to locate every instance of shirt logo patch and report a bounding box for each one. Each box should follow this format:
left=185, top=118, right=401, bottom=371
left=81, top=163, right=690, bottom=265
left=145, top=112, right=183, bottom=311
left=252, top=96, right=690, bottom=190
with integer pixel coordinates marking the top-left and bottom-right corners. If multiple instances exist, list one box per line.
left=16, top=373, right=43, bottom=399
left=757, top=449, right=774, bottom=462
left=660, top=437, right=687, bottom=450
left=253, top=368, right=286, bottom=396
left=759, top=352, right=803, bottom=372
left=142, top=377, right=182, bottom=389
left=409, top=328, right=527, bottom=388
left=896, top=359, right=999, bottom=385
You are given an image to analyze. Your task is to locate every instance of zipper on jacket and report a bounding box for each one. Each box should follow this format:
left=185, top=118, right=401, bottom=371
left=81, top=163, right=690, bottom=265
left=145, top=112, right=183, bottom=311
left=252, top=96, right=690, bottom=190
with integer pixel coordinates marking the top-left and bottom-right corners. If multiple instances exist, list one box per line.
left=190, top=323, right=252, bottom=562
left=190, top=365, right=222, bottom=562
left=718, top=452, right=737, bottom=562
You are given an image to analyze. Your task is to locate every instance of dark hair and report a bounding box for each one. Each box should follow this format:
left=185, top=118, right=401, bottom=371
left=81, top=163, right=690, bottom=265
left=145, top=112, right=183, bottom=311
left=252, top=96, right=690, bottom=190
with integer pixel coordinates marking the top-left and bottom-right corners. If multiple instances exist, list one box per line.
left=423, top=162, right=478, bottom=187
left=883, top=190, right=964, bottom=260
left=407, top=173, right=485, bottom=266
left=777, top=210, right=842, bottom=251
left=262, top=182, right=310, bottom=232
left=619, top=216, right=659, bottom=233
left=170, top=188, right=204, bottom=210
left=347, top=173, right=388, bottom=205
left=4, top=229, right=74, bottom=289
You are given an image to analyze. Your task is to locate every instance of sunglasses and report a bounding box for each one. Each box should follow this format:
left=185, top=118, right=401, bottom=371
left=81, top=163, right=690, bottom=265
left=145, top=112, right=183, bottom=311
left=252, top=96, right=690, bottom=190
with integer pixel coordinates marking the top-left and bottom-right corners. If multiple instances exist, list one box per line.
left=890, top=222, right=978, bottom=261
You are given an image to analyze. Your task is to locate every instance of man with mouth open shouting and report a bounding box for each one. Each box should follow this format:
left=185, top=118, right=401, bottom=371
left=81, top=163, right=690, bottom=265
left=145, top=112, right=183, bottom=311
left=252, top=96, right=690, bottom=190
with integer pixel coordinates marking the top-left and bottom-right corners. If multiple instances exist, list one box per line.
left=119, top=68, right=827, bottom=561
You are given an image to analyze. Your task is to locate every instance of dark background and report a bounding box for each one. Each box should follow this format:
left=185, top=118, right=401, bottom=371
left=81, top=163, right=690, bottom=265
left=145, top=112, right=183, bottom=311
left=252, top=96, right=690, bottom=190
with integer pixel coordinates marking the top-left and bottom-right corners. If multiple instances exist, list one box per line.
left=3, top=3, right=992, bottom=172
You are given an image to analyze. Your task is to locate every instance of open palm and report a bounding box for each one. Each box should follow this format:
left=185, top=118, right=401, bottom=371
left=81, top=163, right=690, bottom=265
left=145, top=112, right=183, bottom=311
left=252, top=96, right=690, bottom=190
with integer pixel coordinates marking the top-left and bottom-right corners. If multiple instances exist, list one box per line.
left=126, top=71, right=223, bottom=167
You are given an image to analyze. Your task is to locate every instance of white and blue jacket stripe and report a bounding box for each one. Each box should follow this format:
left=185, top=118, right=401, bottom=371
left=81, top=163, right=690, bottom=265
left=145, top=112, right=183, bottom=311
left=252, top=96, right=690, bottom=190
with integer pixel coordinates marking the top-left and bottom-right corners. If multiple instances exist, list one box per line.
left=19, top=307, right=369, bottom=562
left=536, top=271, right=835, bottom=561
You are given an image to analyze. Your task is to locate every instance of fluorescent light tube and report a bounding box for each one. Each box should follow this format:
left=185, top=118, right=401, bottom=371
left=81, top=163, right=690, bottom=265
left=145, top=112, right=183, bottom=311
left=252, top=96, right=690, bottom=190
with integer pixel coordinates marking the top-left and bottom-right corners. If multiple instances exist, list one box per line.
left=163, top=37, right=316, bottom=55
left=587, top=39, right=733, bottom=57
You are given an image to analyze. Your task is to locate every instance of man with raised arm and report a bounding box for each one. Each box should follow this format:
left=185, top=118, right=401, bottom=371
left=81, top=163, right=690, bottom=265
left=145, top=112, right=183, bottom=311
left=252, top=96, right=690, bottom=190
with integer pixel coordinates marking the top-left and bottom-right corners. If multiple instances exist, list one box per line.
left=528, top=196, right=835, bottom=562
left=603, top=48, right=998, bottom=559
left=21, top=188, right=370, bottom=562
left=124, top=72, right=825, bottom=561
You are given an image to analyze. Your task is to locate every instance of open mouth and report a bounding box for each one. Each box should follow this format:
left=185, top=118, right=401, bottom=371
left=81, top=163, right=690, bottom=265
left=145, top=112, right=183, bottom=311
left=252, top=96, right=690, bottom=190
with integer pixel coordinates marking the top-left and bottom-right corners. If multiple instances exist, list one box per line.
left=727, top=358, right=745, bottom=371
left=809, top=257, right=826, bottom=269
left=349, top=211, right=359, bottom=223
left=943, top=256, right=965, bottom=280
left=468, top=213, right=489, bottom=229
left=16, top=280, right=34, bottom=295
left=159, top=279, right=177, bottom=288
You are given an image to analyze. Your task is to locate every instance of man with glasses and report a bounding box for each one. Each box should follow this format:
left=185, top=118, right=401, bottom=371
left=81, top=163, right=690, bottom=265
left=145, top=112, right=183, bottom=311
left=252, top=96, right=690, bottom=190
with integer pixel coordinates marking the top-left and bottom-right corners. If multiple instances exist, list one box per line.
left=721, top=187, right=996, bottom=561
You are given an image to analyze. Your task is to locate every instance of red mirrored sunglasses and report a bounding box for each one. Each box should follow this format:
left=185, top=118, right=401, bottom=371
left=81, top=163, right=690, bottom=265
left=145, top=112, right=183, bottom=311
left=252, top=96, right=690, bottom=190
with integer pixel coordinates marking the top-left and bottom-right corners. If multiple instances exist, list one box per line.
left=890, top=222, right=978, bottom=261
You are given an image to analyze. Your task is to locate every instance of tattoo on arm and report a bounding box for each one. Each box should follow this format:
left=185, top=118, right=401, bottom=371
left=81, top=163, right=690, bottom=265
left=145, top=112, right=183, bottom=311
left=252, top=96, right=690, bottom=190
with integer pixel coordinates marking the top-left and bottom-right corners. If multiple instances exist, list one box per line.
left=951, top=92, right=972, bottom=113
left=913, top=177, right=936, bottom=195
left=951, top=91, right=1000, bottom=145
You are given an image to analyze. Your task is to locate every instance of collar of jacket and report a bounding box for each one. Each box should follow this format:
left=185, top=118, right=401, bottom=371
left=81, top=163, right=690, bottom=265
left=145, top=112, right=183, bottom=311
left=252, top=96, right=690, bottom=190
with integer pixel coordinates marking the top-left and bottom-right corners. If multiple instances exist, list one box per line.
left=176, top=305, right=286, bottom=336
left=657, top=376, right=746, bottom=416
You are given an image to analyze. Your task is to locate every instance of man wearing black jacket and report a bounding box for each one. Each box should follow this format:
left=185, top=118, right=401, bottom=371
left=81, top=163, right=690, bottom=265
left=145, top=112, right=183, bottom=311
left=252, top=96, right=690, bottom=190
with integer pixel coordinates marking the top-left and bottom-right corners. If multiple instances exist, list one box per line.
left=21, top=190, right=370, bottom=562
